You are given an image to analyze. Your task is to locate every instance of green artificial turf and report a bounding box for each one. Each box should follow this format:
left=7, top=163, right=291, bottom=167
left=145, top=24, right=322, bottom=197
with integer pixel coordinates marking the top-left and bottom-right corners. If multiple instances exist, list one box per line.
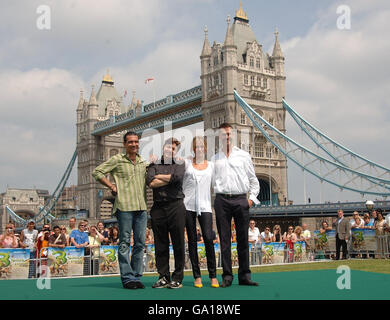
left=1, top=260, right=389, bottom=300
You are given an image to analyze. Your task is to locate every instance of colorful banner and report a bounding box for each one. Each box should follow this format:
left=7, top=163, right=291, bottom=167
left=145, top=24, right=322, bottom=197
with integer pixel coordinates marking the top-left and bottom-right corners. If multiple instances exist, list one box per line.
left=145, top=244, right=156, bottom=272
left=351, top=228, right=376, bottom=251
left=0, top=248, right=30, bottom=279
left=47, top=247, right=84, bottom=277
left=169, top=244, right=175, bottom=271
left=261, top=242, right=285, bottom=264
left=231, top=242, right=238, bottom=266
left=293, top=241, right=308, bottom=262
left=197, top=243, right=207, bottom=269
left=313, top=230, right=336, bottom=252
left=99, top=245, right=119, bottom=274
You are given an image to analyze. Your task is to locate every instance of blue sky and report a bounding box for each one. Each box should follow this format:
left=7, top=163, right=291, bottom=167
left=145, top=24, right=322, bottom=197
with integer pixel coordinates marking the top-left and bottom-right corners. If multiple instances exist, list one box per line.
left=0, top=0, right=389, bottom=204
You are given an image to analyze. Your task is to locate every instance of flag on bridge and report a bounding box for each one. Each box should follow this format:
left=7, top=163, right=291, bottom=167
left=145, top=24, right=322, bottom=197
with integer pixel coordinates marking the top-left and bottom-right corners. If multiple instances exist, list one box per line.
left=145, top=77, right=155, bottom=84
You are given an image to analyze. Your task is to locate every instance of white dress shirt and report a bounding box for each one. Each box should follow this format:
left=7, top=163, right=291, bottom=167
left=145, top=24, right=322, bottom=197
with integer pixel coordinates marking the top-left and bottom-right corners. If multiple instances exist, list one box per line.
left=248, top=227, right=261, bottom=243
left=211, top=146, right=260, bottom=204
left=183, top=159, right=214, bottom=215
left=260, top=231, right=273, bottom=242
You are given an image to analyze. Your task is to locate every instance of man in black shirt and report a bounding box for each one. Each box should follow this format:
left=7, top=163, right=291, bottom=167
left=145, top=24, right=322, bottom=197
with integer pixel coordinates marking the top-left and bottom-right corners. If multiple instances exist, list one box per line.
left=146, top=138, right=186, bottom=289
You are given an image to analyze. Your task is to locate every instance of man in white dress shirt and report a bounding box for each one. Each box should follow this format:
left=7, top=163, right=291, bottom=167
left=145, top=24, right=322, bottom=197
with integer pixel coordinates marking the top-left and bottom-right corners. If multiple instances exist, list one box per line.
left=212, top=123, right=260, bottom=287
left=248, top=220, right=261, bottom=245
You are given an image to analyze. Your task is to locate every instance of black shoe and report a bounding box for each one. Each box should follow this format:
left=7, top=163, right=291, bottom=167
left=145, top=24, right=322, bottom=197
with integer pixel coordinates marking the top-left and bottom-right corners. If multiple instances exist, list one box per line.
left=220, top=279, right=232, bottom=288
left=167, top=281, right=182, bottom=289
left=123, top=281, right=138, bottom=289
left=152, top=277, right=169, bottom=288
left=135, top=281, right=145, bottom=289
left=238, top=279, right=259, bottom=286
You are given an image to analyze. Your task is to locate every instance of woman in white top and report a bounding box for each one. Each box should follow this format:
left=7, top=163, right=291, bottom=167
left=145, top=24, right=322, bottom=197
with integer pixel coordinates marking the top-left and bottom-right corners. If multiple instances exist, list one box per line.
left=183, top=136, right=219, bottom=288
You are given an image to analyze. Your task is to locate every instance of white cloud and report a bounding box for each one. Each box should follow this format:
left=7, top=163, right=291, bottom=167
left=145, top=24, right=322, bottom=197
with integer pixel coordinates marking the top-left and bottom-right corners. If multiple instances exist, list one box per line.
left=0, top=68, right=84, bottom=190
left=88, top=39, right=202, bottom=104
left=282, top=0, right=390, bottom=203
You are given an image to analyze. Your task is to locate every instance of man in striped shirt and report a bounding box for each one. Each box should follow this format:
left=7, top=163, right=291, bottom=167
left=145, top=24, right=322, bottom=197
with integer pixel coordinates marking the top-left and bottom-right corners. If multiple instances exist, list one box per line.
left=92, top=131, right=148, bottom=289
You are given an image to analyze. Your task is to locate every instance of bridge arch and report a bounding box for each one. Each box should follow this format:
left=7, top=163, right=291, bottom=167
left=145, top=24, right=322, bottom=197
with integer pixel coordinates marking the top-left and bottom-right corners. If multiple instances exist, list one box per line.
left=257, top=174, right=279, bottom=206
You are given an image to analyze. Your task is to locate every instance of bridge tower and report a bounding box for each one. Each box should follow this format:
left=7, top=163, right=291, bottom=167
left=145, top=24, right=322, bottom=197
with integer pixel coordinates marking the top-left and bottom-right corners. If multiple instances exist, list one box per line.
left=200, top=3, right=288, bottom=205
left=76, top=72, right=131, bottom=219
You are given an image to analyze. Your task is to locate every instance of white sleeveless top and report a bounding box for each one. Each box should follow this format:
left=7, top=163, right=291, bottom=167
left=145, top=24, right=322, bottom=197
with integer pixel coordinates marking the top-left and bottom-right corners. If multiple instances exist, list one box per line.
left=23, top=228, right=38, bottom=250
left=183, top=159, right=214, bottom=215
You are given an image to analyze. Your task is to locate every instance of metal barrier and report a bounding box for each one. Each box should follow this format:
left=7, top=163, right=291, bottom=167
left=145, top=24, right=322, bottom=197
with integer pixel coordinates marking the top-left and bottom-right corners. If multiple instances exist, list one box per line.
left=1, top=236, right=389, bottom=280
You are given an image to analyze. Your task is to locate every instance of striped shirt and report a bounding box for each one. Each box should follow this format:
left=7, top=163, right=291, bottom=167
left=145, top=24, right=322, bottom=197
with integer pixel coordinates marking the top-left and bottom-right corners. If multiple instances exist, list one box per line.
left=92, top=153, right=148, bottom=212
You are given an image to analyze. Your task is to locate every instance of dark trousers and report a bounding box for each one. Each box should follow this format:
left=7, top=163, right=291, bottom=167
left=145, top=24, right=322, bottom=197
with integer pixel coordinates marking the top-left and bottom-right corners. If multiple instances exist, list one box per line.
left=185, top=210, right=217, bottom=279
left=214, top=194, right=251, bottom=282
left=150, top=199, right=186, bottom=282
left=336, top=235, right=348, bottom=260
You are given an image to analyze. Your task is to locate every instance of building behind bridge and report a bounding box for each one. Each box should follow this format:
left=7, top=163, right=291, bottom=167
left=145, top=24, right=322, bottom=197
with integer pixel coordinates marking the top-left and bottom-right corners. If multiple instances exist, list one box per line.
left=0, top=188, right=50, bottom=229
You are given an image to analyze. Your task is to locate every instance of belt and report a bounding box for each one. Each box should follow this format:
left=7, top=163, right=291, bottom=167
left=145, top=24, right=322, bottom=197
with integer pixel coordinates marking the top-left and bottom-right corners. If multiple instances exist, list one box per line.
left=216, top=193, right=246, bottom=199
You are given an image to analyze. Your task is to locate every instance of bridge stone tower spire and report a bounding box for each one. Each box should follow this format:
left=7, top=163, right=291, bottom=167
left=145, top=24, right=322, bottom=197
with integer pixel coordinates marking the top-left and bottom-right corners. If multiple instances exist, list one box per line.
left=76, top=72, right=128, bottom=219
left=200, top=3, right=288, bottom=205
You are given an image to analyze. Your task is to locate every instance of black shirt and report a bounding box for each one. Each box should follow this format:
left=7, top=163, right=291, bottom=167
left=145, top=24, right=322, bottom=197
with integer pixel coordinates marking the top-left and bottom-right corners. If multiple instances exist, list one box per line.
left=146, top=158, right=185, bottom=202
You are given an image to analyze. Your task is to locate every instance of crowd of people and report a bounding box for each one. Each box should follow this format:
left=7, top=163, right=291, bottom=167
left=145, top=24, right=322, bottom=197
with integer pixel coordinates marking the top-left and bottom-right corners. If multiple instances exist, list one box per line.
left=0, top=218, right=122, bottom=252
left=2, top=208, right=388, bottom=259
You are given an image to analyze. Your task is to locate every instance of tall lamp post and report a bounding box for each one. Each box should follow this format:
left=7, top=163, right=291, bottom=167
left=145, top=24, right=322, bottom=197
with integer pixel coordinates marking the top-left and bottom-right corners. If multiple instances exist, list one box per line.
left=267, top=141, right=272, bottom=207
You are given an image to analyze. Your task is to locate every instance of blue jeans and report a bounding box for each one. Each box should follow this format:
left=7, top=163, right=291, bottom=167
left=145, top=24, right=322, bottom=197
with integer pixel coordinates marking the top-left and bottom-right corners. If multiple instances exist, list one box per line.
left=116, top=209, right=147, bottom=284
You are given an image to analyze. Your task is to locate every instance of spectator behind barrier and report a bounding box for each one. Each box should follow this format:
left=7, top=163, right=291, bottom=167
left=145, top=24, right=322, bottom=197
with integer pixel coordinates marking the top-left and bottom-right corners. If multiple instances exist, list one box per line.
left=89, top=226, right=104, bottom=257
left=70, top=222, right=89, bottom=248
left=37, top=224, right=51, bottom=258
left=109, top=226, right=120, bottom=245
left=385, top=211, right=390, bottom=233
left=231, top=223, right=237, bottom=243
left=66, top=217, right=77, bottom=235
left=49, top=226, right=67, bottom=249
left=212, top=229, right=219, bottom=244
left=283, top=226, right=296, bottom=262
left=97, top=221, right=110, bottom=245
left=19, top=220, right=38, bottom=278
left=248, top=220, right=261, bottom=245
left=294, top=226, right=305, bottom=242
left=369, top=210, right=377, bottom=226
left=196, top=227, right=204, bottom=243
left=145, top=228, right=153, bottom=245
left=363, top=213, right=374, bottom=229
left=60, top=225, right=70, bottom=246
left=350, top=211, right=364, bottom=229
left=320, top=221, right=332, bottom=234
left=0, top=223, right=19, bottom=248
left=375, top=210, right=386, bottom=235
left=82, top=219, right=90, bottom=234
left=302, top=224, right=311, bottom=241
left=272, top=225, right=283, bottom=243
left=260, top=226, right=273, bottom=244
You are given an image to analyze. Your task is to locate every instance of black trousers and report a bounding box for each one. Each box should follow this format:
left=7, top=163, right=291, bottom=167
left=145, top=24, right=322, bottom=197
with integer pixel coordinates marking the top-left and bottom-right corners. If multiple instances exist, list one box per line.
left=150, top=199, right=186, bottom=282
left=214, top=194, right=251, bottom=282
left=185, top=210, right=217, bottom=279
left=336, top=235, right=348, bottom=260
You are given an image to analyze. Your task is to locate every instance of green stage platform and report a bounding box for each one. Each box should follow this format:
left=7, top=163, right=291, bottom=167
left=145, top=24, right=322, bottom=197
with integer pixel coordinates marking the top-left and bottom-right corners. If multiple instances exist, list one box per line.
left=1, top=268, right=389, bottom=300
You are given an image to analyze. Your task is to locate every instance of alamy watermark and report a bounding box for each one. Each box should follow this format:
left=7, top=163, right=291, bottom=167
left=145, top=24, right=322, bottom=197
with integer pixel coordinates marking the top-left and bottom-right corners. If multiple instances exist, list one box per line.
left=36, top=5, right=51, bottom=30
left=337, top=5, right=351, bottom=30
left=336, top=265, right=351, bottom=290
left=36, top=263, right=51, bottom=290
